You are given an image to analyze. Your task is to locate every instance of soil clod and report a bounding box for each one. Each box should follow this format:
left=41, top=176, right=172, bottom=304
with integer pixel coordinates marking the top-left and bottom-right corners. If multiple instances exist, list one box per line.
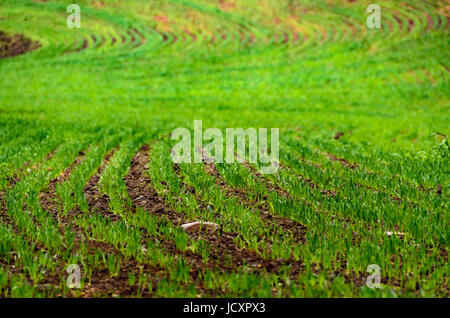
left=0, top=30, right=40, bottom=58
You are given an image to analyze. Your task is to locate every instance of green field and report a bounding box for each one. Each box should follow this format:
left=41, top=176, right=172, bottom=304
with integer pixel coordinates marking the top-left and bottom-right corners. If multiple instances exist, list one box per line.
left=0, top=0, right=448, bottom=298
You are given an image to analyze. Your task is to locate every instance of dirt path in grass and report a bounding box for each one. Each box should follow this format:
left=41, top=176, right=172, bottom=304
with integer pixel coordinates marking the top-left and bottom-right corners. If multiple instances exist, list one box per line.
left=33, top=143, right=301, bottom=297
left=74, top=38, right=88, bottom=53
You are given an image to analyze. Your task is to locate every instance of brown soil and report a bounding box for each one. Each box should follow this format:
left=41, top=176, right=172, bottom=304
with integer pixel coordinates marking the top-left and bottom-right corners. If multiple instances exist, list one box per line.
left=0, top=154, right=71, bottom=294
left=0, top=30, right=41, bottom=59
left=423, top=12, right=435, bottom=33
left=4, top=143, right=445, bottom=296
left=326, top=152, right=359, bottom=169
left=292, top=31, right=300, bottom=44
left=407, top=18, right=415, bottom=32
left=185, top=160, right=399, bottom=290
left=343, top=20, right=358, bottom=39
left=171, top=32, right=178, bottom=43
left=125, top=145, right=186, bottom=225
left=79, top=260, right=156, bottom=297
left=1, top=197, right=64, bottom=296
left=209, top=33, right=216, bottom=44
left=119, top=32, right=126, bottom=44
left=202, top=160, right=307, bottom=244
left=157, top=31, right=169, bottom=42
left=1, top=147, right=58, bottom=228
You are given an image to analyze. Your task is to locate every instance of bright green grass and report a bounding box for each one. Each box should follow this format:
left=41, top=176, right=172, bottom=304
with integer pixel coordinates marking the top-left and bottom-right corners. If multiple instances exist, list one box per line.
left=0, top=0, right=448, bottom=297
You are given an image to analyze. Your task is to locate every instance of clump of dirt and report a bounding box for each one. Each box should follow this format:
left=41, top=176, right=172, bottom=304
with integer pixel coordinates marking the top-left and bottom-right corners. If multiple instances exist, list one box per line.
left=0, top=30, right=41, bottom=58
left=436, top=184, right=442, bottom=195
left=125, top=144, right=186, bottom=225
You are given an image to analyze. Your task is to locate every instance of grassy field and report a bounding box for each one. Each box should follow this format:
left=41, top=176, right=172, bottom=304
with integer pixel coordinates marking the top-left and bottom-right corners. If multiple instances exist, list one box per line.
left=0, top=0, right=448, bottom=298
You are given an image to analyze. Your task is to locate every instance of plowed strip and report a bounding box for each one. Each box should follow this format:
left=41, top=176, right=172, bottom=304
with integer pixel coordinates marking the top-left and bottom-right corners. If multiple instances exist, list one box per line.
left=83, top=148, right=121, bottom=221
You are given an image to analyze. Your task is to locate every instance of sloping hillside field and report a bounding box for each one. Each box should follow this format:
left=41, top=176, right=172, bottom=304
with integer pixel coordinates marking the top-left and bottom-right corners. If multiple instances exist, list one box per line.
left=0, top=0, right=448, bottom=298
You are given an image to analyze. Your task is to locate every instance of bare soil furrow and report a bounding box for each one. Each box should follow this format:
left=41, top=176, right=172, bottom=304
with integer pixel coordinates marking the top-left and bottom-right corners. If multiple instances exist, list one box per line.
left=0, top=30, right=41, bottom=58
left=75, top=38, right=88, bottom=53
left=83, top=148, right=121, bottom=221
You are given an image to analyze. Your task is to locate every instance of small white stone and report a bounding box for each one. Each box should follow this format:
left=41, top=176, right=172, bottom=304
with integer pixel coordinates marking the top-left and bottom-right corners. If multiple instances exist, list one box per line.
left=181, top=222, right=219, bottom=232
